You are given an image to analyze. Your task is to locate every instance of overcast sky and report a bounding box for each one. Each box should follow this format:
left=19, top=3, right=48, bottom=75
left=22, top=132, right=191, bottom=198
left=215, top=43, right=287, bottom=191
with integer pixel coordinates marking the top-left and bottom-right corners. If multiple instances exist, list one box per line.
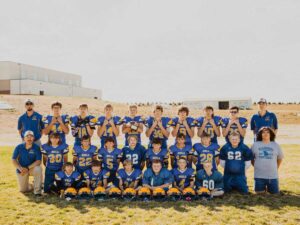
left=0, top=0, right=299, bottom=103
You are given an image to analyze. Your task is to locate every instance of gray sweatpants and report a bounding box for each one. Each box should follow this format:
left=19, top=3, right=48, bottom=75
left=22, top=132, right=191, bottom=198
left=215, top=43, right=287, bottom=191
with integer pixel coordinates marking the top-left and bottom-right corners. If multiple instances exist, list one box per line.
left=16, top=166, right=43, bottom=194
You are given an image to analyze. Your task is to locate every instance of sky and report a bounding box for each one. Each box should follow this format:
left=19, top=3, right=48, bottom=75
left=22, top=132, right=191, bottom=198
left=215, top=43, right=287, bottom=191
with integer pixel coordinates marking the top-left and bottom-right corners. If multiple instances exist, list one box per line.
left=0, top=0, right=300, bottom=103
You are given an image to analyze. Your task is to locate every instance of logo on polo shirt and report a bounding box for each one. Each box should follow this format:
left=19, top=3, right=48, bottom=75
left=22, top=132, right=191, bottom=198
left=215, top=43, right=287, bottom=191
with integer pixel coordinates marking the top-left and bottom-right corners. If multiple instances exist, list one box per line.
left=265, top=116, right=270, bottom=121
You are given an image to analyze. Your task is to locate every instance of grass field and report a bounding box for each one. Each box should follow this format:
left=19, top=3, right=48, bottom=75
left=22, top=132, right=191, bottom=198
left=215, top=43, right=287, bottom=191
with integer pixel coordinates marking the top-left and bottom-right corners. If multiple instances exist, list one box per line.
left=1, top=145, right=300, bottom=225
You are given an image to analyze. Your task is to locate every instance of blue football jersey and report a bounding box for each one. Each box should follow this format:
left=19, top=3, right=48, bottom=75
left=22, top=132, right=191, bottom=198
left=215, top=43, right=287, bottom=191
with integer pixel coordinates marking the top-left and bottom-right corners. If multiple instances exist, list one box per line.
left=195, top=169, right=224, bottom=190
left=83, top=168, right=110, bottom=190
left=221, top=117, right=248, bottom=143
left=98, top=147, right=123, bottom=172
left=122, top=116, right=144, bottom=146
left=55, top=171, right=81, bottom=188
left=41, top=143, right=69, bottom=171
left=72, top=145, right=98, bottom=173
left=122, top=144, right=147, bottom=169
left=116, top=168, right=142, bottom=188
left=172, top=168, right=195, bottom=189
left=143, top=168, right=173, bottom=187
left=219, top=143, right=253, bottom=175
left=144, top=116, right=172, bottom=149
left=169, top=144, right=194, bottom=168
left=43, top=115, right=70, bottom=144
left=193, top=143, right=220, bottom=171
left=146, top=148, right=169, bottom=168
left=97, top=116, right=123, bottom=147
left=195, top=116, right=222, bottom=144
left=170, top=117, right=196, bottom=146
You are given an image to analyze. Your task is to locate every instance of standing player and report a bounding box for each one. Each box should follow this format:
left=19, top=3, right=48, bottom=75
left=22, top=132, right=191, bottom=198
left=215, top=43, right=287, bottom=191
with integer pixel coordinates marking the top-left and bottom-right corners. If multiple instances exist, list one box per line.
left=43, top=102, right=70, bottom=144
left=196, top=106, right=222, bottom=144
left=170, top=106, right=196, bottom=146
left=122, top=135, right=147, bottom=170
left=172, top=158, right=195, bottom=191
left=221, top=106, right=248, bottom=143
left=41, top=133, right=69, bottom=194
left=72, top=136, right=98, bottom=175
left=169, top=133, right=194, bottom=169
left=98, top=137, right=123, bottom=184
left=18, top=99, right=44, bottom=146
left=70, top=104, right=97, bottom=146
left=219, top=132, right=253, bottom=194
left=193, top=132, right=220, bottom=171
left=251, top=98, right=278, bottom=139
left=146, top=138, right=169, bottom=168
left=97, top=104, right=123, bottom=148
left=145, top=105, right=171, bottom=149
left=122, top=105, right=144, bottom=146
left=83, top=160, right=110, bottom=190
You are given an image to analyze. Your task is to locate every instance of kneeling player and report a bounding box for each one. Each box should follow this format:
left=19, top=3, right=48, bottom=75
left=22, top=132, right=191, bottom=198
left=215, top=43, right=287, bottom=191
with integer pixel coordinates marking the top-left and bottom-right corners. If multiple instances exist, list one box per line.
left=195, top=161, right=224, bottom=197
left=172, top=157, right=195, bottom=191
left=220, top=132, right=253, bottom=194
left=146, top=138, right=169, bottom=168
left=83, top=160, right=110, bottom=190
left=116, top=159, right=142, bottom=191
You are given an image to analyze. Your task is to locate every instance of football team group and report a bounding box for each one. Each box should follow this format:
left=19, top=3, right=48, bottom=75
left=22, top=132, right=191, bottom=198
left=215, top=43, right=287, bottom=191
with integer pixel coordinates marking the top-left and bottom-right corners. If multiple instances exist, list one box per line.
left=12, top=97, right=283, bottom=201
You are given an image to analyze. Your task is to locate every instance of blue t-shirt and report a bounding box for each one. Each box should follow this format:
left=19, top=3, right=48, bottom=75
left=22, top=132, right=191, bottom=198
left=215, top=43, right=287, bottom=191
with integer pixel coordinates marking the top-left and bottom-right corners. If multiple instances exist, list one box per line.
left=142, top=168, right=173, bottom=187
left=12, top=143, right=41, bottom=173
left=220, top=143, right=253, bottom=176
left=41, top=143, right=69, bottom=171
left=193, top=143, right=220, bottom=171
left=195, top=116, right=222, bottom=144
left=83, top=168, right=110, bottom=190
left=169, top=117, right=196, bottom=146
left=122, top=116, right=144, bottom=146
left=97, top=116, right=123, bottom=147
left=122, top=144, right=147, bottom=170
left=116, top=168, right=142, bottom=188
left=55, top=171, right=81, bottom=188
left=17, top=112, right=44, bottom=141
left=250, top=111, right=278, bottom=134
left=195, top=169, right=224, bottom=190
left=43, top=115, right=70, bottom=144
left=98, top=147, right=123, bottom=172
left=146, top=148, right=169, bottom=168
left=169, top=144, right=194, bottom=168
left=172, top=168, right=195, bottom=189
left=72, top=145, right=98, bottom=173
left=221, top=117, right=248, bottom=143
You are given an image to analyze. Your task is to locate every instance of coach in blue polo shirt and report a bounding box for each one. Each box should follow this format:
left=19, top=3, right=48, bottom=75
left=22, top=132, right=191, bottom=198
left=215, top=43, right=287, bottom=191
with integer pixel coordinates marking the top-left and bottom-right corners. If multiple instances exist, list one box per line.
left=12, top=130, right=43, bottom=196
left=17, top=99, right=44, bottom=146
left=251, top=98, right=278, bottom=139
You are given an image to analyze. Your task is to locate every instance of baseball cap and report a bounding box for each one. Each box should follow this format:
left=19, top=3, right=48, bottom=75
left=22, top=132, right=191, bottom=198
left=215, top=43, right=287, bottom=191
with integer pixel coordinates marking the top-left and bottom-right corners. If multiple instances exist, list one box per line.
left=24, top=130, right=34, bottom=137
left=25, top=99, right=34, bottom=105
left=258, top=98, right=267, bottom=104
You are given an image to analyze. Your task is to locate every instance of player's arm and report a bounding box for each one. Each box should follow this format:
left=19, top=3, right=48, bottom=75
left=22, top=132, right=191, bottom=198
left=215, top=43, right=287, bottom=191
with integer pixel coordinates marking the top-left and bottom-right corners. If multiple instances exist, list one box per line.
left=109, top=120, right=120, bottom=136
left=43, top=118, right=56, bottom=135
left=145, top=120, right=157, bottom=137
left=102, top=178, right=108, bottom=188
left=57, top=117, right=69, bottom=135
left=189, top=178, right=195, bottom=189
left=183, top=120, right=194, bottom=138
left=122, top=123, right=131, bottom=134
left=197, top=120, right=207, bottom=137
left=215, top=155, right=220, bottom=166
left=170, top=154, right=175, bottom=169
left=63, top=153, right=68, bottom=164
left=97, top=120, right=108, bottom=137
left=163, top=154, right=169, bottom=168
left=42, top=155, right=47, bottom=166
left=235, top=121, right=246, bottom=137
left=171, top=123, right=180, bottom=137
left=73, top=156, right=78, bottom=166
left=118, top=178, right=124, bottom=191
left=210, top=119, right=221, bottom=137
left=222, top=122, right=231, bottom=137
left=157, top=121, right=170, bottom=138
left=86, top=124, right=94, bottom=137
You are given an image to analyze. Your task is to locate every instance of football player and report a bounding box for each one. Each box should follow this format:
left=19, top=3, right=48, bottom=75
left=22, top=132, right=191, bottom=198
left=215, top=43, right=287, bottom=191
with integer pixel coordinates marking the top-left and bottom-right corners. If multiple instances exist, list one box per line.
left=122, top=135, right=147, bottom=170
left=72, top=136, right=98, bottom=175
left=169, top=133, right=194, bottom=169
left=41, top=133, right=69, bottom=194
left=170, top=106, right=195, bottom=146
left=97, top=104, right=123, bottom=148
left=83, top=160, right=110, bottom=190
left=145, top=105, right=171, bottom=149
left=70, top=104, right=97, bottom=146
left=196, top=106, right=222, bottom=144
left=221, top=106, right=248, bottom=143
left=146, top=138, right=169, bottom=168
left=193, top=132, right=220, bottom=171
left=172, top=158, right=195, bottom=191
left=220, top=132, right=253, bottom=194
left=122, top=105, right=144, bottom=146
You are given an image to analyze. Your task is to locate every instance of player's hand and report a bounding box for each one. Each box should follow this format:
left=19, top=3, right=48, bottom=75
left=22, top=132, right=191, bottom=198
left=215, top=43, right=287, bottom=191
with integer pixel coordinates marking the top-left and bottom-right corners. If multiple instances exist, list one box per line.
left=183, top=120, right=188, bottom=127
left=157, top=121, right=163, bottom=128
left=20, top=167, right=28, bottom=175
left=57, top=116, right=63, bottom=124
left=50, top=117, right=57, bottom=125
left=109, top=120, right=115, bottom=126
left=152, top=120, right=158, bottom=127
left=103, top=120, right=109, bottom=126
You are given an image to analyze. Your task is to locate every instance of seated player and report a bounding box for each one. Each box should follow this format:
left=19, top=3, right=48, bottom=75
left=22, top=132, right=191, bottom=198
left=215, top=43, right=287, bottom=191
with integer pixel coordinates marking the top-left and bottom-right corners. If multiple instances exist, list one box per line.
left=145, top=105, right=171, bottom=149
left=169, top=133, right=194, bottom=169
left=146, top=138, right=169, bottom=168
left=170, top=106, right=196, bottom=146
left=41, top=133, right=69, bottom=194
left=195, top=161, right=224, bottom=197
left=72, top=136, right=98, bottom=175
left=43, top=101, right=70, bottom=144
left=221, top=106, right=248, bottom=143
left=196, top=106, right=222, bottom=144
left=52, top=162, right=82, bottom=195
left=97, top=104, right=122, bottom=148
left=116, top=159, right=142, bottom=191
left=122, top=105, right=144, bottom=146
left=83, top=160, right=110, bottom=190
left=172, top=158, right=195, bottom=191
left=122, top=135, right=147, bottom=170
left=142, top=159, right=173, bottom=192
left=98, top=137, right=122, bottom=184
left=193, top=132, right=220, bottom=171
left=220, top=132, right=253, bottom=194
left=70, top=104, right=97, bottom=146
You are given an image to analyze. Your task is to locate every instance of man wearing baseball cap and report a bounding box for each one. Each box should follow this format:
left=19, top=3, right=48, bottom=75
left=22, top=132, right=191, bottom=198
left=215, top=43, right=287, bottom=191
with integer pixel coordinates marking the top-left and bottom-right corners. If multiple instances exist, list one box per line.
left=12, top=130, right=43, bottom=196
left=250, top=98, right=278, bottom=139
left=17, top=99, right=44, bottom=146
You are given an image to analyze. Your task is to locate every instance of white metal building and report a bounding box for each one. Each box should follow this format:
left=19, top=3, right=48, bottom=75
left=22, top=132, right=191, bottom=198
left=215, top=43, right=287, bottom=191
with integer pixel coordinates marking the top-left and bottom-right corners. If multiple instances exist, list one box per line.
left=183, top=98, right=252, bottom=110
left=0, top=61, right=102, bottom=99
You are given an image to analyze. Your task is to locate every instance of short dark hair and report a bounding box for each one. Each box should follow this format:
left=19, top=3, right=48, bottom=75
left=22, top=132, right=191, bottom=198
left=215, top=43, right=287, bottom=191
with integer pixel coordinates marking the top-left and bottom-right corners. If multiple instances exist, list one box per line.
left=230, top=106, right=239, bottom=112
left=123, top=159, right=133, bottom=166
left=105, top=137, right=115, bottom=144
left=256, top=127, right=276, bottom=142
left=201, top=132, right=211, bottom=139
left=81, top=135, right=90, bottom=142
left=63, top=162, right=73, bottom=171
left=152, top=159, right=162, bottom=165
left=79, top=104, right=88, bottom=109
left=204, top=106, right=214, bottom=111
left=91, top=160, right=101, bottom=168
left=51, top=101, right=62, bottom=109
left=176, top=133, right=186, bottom=140
left=154, top=105, right=163, bottom=112
left=104, top=104, right=113, bottom=110
left=47, top=133, right=62, bottom=146
left=178, top=106, right=189, bottom=116
left=152, top=138, right=162, bottom=145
